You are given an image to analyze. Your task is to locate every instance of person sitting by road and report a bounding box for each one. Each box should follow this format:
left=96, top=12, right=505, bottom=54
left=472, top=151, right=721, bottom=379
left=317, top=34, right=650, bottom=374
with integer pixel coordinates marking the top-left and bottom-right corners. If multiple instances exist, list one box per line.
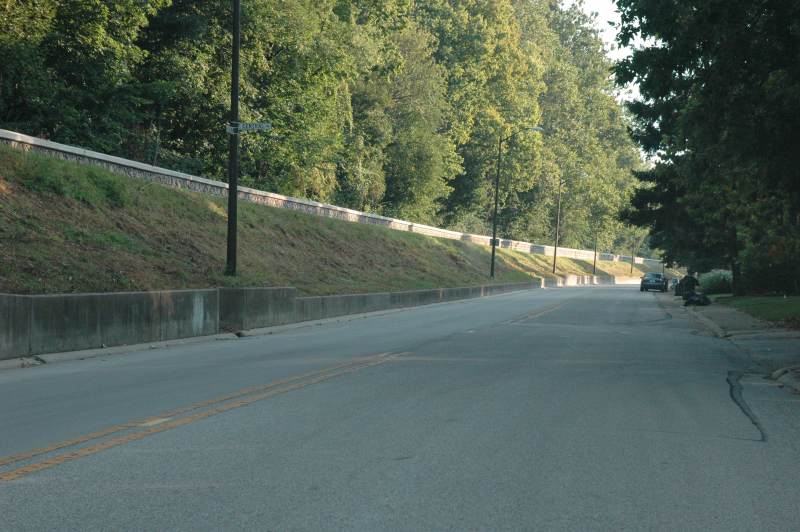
left=682, top=273, right=699, bottom=294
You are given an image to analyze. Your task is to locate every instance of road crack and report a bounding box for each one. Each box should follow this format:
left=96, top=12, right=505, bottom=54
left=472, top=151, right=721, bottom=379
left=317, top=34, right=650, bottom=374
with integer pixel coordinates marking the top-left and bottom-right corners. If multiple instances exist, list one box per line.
left=727, top=371, right=767, bottom=443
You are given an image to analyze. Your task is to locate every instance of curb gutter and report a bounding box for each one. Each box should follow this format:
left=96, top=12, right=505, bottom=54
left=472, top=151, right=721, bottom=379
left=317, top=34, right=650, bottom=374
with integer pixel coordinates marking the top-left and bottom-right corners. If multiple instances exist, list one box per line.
left=685, top=306, right=727, bottom=338
left=0, top=333, right=238, bottom=372
left=770, top=366, right=800, bottom=394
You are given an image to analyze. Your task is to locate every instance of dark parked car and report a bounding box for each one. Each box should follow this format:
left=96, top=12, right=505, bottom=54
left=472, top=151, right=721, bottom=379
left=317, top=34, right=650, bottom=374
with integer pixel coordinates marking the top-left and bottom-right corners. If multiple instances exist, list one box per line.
left=640, top=272, right=668, bottom=292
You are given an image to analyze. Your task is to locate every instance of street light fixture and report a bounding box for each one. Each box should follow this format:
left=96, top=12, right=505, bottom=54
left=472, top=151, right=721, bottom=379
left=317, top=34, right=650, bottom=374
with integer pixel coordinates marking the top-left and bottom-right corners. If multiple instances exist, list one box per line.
left=490, top=126, right=544, bottom=279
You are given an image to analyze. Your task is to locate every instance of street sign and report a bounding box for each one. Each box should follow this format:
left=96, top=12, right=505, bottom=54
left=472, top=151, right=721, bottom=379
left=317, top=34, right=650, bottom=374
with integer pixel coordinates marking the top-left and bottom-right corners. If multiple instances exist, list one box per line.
left=226, top=122, right=272, bottom=134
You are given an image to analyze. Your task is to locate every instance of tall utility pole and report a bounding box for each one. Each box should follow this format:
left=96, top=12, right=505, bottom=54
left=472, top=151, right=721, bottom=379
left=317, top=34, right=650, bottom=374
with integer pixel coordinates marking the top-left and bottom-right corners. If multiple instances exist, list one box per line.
left=225, top=0, right=241, bottom=277
left=489, top=125, right=543, bottom=279
left=551, top=177, right=563, bottom=274
left=592, top=232, right=598, bottom=275
left=490, top=135, right=504, bottom=279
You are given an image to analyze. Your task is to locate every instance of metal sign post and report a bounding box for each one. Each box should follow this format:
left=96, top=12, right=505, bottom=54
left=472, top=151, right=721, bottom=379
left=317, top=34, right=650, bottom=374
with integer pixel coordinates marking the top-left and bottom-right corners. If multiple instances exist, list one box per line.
left=225, top=0, right=241, bottom=277
left=223, top=0, right=273, bottom=278
left=224, top=116, right=274, bottom=276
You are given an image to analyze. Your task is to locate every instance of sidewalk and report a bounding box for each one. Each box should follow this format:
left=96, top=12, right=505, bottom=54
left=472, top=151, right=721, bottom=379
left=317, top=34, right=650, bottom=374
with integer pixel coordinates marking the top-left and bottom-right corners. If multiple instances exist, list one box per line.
left=658, top=292, right=800, bottom=392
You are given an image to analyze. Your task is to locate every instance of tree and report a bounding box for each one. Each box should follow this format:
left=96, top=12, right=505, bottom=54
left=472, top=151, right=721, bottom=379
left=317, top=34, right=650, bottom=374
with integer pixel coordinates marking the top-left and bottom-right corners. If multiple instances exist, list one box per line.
left=616, top=0, right=800, bottom=293
left=1, top=0, right=643, bottom=260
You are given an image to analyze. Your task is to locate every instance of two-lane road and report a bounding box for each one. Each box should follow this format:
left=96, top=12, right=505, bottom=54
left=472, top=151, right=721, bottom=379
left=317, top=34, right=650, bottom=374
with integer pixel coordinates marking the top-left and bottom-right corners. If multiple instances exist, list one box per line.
left=1, top=287, right=798, bottom=530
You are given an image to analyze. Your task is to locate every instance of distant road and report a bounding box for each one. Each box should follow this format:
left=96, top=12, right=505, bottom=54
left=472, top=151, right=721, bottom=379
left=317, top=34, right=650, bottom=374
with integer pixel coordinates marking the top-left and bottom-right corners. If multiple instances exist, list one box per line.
left=1, top=287, right=798, bottom=530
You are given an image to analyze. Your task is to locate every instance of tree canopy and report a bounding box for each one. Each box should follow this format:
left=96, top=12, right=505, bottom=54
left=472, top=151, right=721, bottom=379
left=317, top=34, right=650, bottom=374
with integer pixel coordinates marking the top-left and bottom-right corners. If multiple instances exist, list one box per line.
left=615, top=0, right=800, bottom=293
left=1, top=0, right=644, bottom=256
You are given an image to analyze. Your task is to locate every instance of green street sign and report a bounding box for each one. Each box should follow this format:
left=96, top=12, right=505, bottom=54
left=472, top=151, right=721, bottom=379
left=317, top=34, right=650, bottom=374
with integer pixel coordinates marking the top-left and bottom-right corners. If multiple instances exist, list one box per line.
left=226, top=122, right=272, bottom=134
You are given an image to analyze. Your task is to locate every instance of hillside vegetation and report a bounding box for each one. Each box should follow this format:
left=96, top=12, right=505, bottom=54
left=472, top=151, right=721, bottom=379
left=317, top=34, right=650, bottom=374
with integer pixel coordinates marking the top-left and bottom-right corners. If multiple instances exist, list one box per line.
left=0, top=147, right=662, bottom=296
left=1, top=0, right=649, bottom=256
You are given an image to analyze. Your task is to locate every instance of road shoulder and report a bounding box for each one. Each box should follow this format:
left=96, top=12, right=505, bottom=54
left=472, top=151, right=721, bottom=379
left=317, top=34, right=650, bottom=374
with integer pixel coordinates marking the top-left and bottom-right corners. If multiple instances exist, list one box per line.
left=657, top=292, right=800, bottom=393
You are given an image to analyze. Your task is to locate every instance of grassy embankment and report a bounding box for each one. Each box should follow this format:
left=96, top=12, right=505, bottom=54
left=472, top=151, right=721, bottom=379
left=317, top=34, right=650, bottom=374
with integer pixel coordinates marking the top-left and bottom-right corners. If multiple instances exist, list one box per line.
left=715, top=295, right=800, bottom=328
left=0, top=145, right=666, bottom=296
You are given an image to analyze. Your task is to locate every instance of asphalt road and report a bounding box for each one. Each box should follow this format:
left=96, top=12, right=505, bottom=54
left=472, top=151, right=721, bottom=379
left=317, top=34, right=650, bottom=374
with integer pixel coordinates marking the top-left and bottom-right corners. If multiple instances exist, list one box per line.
left=1, top=287, right=799, bottom=531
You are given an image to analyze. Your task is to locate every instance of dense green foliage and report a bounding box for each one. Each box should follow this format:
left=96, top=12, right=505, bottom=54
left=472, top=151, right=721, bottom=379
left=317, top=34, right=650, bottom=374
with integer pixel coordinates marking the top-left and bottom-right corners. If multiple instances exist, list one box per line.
left=699, top=271, right=733, bottom=296
left=615, top=0, right=800, bottom=294
left=1, top=0, right=643, bottom=254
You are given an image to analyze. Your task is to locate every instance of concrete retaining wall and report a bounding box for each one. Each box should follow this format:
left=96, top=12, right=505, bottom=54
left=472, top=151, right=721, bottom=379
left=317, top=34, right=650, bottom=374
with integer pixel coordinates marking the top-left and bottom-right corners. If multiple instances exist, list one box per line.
left=0, top=129, right=663, bottom=268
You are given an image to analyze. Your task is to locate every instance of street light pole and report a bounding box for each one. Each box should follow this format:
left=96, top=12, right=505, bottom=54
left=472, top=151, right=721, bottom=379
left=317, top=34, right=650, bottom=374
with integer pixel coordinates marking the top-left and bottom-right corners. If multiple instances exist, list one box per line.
left=489, top=126, right=543, bottom=279
left=225, top=0, right=241, bottom=277
left=592, top=232, right=598, bottom=275
left=551, top=176, right=563, bottom=274
left=490, top=135, right=504, bottom=279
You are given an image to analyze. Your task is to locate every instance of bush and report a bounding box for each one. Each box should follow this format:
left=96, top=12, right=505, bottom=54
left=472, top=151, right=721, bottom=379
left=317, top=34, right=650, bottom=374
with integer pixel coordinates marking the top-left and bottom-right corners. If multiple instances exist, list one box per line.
left=700, top=270, right=732, bottom=295
left=739, top=234, right=800, bottom=295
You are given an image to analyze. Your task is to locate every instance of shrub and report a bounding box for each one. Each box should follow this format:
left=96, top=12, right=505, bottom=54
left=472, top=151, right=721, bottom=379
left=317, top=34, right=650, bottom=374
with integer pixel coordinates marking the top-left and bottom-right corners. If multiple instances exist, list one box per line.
left=700, top=270, right=732, bottom=295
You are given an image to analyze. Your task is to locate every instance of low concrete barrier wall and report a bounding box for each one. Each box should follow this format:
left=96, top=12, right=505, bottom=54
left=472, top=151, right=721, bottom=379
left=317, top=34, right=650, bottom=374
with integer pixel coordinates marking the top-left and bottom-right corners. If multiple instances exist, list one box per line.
left=612, top=276, right=642, bottom=285
left=295, top=292, right=394, bottom=322
left=0, top=295, right=31, bottom=360
left=3, top=283, right=545, bottom=360
left=219, top=287, right=296, bottom=331
left=542, top=275, right=613, bottom=287
left=292, top=281, right=541, bottom=324
left=2, top=289, right=218, bottom=360
left=1, top=278, right=646, bottom=361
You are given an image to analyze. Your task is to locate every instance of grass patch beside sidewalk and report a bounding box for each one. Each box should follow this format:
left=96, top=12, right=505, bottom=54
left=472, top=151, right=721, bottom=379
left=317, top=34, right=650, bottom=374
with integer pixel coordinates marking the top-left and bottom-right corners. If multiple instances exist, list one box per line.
left=716, top=295, right=800, bottom=328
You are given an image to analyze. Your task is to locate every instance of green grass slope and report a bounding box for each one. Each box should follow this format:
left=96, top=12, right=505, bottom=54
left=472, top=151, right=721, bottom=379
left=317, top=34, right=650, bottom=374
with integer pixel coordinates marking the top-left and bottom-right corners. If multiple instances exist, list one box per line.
left=0, top=146, right=664, bottom=296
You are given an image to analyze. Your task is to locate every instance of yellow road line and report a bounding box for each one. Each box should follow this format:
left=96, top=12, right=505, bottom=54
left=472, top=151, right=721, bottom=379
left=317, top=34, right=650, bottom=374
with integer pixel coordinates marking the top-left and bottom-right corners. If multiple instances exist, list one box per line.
left=507, top=301, right=567, bottom=324
left=139, top=417, right=173, bottom=427
left=0, top=353, right=398, bottom=478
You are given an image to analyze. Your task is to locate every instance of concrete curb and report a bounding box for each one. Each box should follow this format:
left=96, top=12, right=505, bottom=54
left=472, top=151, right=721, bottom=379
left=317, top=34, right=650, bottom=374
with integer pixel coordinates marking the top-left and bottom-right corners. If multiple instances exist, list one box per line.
left=770, top=366, right=800, bottom=394
left=724, top=330, right=800, bottom=340
left=685, top=306, right=727, bottom=337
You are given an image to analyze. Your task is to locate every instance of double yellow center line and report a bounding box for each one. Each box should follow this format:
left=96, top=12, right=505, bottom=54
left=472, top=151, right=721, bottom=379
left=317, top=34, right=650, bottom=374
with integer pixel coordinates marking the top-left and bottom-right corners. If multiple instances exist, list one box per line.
left=506, top=301, right=567, bottom=324
left=0, top=352, right=401, bottom=482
